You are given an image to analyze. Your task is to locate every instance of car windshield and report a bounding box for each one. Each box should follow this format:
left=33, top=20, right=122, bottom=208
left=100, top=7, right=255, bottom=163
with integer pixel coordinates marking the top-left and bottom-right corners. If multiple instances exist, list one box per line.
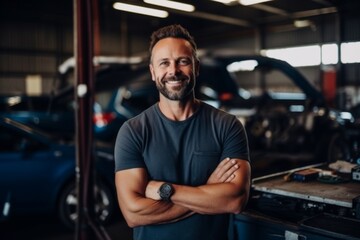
left=227, top=60, right=306, bottom=100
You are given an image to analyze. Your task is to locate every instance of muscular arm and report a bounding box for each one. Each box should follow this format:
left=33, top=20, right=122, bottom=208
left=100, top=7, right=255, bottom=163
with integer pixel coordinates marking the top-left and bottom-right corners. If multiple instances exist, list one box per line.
left=115, top=168, right=189, bottom=227
left=175, top=159, right=250, bottom=214
left=146, top=159, right=251, bottom=215
left=115, top=158, right=240, bottom=227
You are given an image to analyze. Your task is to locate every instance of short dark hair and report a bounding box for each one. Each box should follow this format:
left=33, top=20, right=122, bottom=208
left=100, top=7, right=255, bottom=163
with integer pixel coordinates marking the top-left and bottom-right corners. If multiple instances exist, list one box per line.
left=149, top=24, right=198, bottom=61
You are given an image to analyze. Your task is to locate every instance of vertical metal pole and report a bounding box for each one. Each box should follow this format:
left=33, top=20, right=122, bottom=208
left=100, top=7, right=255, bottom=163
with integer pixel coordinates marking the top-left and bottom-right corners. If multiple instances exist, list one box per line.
left=92, top=0, right=101, bottom=56
left=74, top=0, right=111, bottom=239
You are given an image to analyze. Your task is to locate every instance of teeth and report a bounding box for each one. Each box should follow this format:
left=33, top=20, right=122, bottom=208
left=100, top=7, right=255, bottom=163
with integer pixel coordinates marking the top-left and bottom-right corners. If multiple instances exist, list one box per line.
left=167, top=80, right=181, bottom=83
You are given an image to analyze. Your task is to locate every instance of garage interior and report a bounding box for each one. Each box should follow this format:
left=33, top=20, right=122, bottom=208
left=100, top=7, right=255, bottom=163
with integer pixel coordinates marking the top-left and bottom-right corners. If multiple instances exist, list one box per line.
left=1, top=0, right=360, bottom=239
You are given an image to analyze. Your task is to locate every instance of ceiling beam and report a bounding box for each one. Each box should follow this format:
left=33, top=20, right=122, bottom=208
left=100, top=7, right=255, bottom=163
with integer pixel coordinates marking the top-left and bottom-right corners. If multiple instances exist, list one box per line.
left=261, top=6, right=337, bottom=23
left=248, top=4, right=289, bottom=16
left=291, top=6, right=337, bottom=18
left=310, top=0, right=333, bottom=7
left=243, top=0, right=337, bottom=23
left=177, top=10, right=253, bottom=27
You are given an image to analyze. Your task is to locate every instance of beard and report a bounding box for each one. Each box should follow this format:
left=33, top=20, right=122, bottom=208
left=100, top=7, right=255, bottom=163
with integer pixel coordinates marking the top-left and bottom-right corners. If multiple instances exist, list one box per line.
left=155, top=75, right=195, bottom=101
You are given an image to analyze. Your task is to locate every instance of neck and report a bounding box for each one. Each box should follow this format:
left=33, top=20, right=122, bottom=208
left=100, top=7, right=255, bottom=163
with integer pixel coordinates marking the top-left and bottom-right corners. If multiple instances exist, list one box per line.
left=158, top=95, right=200, bottom=121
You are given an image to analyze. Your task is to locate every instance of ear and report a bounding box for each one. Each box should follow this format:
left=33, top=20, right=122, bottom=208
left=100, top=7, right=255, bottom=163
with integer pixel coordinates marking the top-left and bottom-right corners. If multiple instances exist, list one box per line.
left=149, top=64, right=156, bottom=82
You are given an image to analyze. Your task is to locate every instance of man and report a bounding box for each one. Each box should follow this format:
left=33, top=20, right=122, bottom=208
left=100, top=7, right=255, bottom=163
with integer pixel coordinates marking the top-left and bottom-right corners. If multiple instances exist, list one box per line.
left=114, top=24, right=251, bottom=240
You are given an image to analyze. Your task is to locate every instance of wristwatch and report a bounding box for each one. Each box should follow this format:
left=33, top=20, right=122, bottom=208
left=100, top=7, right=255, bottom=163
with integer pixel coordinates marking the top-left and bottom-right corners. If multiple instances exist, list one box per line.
left=158, top=182, right=174, bottom=201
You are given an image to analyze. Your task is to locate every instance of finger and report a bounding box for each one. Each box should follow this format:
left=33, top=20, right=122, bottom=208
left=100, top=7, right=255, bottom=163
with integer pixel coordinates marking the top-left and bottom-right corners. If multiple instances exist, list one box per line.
left=224, top=173, right=235, bottom=183
left=207, top=158, right=238, bottom=184
left=219, top=163, right=239, bottom=182
left=216, top=159, right=237, bottom=179
left=212, top=157, right=231, bottom=175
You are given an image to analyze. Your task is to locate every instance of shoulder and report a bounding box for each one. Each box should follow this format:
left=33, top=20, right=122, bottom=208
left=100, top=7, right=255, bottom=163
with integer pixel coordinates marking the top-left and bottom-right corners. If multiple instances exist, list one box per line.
left=116, top=104, right=158, bottom=140
left=124, top=104, right=158, bottom=128
left=199, top=102, right=245, bottom=133
left=201, top=102, right=239, bottom=122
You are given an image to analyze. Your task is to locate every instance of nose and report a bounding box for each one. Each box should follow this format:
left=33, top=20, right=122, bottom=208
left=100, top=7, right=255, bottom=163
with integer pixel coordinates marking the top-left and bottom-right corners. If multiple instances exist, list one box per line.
left=167, top=62, right=180, bottom=76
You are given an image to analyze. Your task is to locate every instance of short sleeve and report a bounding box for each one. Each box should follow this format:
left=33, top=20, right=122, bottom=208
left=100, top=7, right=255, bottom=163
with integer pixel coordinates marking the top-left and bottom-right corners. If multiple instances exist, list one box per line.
left=114, top=122, right=146, bottom=172
left=221, top=116, right=250, bottom=162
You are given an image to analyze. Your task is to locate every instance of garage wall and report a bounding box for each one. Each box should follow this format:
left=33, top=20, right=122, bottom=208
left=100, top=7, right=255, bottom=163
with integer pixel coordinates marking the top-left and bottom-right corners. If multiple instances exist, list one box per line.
left=1, top=12, right=359, bottom=96
left=0, top=22, right=69, bottom=94
left=263, top=14, right=360, bottom=93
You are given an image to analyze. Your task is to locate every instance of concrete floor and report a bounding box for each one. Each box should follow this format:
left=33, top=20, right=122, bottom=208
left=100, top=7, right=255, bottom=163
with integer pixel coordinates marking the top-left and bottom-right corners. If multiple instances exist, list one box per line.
left=0, top=215, right=133, bottom=240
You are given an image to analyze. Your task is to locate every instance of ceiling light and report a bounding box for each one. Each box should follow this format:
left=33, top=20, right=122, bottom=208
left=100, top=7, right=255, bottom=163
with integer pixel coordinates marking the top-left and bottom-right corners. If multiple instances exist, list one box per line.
left=113, top=2, right=168, bottom=18
left=210, top=0, right=238, bottom=5
left=239, top=0, right=273, bottom=6
left=144, top=0, right=195, bottom=12
left=294, top=20, right=312, bottom=28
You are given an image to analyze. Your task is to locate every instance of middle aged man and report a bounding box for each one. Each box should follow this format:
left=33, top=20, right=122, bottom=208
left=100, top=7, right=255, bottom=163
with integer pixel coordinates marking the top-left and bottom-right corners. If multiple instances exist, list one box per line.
left=114, top=24, right=251, bottom=240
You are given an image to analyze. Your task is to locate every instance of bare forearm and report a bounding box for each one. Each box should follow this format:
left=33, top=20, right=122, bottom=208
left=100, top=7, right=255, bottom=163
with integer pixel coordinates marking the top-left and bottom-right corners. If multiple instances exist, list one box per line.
left=116, top=159, right=249, bottom=227
left=145, top=160, right=251, bottom=215
left=173, top=160, right=251, bottom=214
left=120, top=194, right=192, bottom=227
left=115, top=169, right=192, bottom=228
left=171, top=182, right=248, bottom=215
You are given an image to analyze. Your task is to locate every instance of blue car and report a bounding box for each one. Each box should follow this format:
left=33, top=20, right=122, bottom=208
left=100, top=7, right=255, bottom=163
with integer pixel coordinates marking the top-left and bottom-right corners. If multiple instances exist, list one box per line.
left=2, top=54, right=359, bottom=179
left=0, top=117, right=116, bottom=228
left=0, top=60, right=159, bottom=143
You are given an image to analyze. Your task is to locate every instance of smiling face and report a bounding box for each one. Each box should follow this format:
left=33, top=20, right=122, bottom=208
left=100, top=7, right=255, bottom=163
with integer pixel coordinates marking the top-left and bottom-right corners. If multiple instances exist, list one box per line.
left=149, top=37, right=199, bottom=101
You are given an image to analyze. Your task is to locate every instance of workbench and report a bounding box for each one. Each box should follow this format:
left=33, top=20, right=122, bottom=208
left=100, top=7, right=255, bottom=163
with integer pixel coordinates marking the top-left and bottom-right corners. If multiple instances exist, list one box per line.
left=232, top=163, right=360, bottom=240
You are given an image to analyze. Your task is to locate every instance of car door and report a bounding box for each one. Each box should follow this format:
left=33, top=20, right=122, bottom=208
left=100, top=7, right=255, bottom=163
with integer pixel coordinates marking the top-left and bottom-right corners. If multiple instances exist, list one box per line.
left=0, top=124, right=57, bottom=216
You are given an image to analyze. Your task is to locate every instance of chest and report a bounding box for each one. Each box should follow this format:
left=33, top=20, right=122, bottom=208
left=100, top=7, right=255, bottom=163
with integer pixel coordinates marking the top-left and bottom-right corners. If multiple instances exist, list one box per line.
left=142, top=119, right=223, bottom=185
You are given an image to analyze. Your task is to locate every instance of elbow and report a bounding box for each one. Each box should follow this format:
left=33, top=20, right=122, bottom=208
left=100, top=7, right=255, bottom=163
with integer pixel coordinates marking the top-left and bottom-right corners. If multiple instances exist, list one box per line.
left=120, top=204, right=144, bottom=228
left=123, top=212, right=142, bottom=228
left=126, top=219, right=139, bottom=228
left=229, top=194, right=249, bottom=214
left=229, top=202, right=242, bottom=214
left=232, top=205, right=245, bottom=214
left=230, top=199, right=246, bottom=214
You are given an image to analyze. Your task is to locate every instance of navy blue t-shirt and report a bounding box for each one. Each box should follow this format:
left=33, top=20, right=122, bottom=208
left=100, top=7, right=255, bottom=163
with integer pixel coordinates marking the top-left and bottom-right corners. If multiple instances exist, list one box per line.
left=115, top=102, right=249, bottom=240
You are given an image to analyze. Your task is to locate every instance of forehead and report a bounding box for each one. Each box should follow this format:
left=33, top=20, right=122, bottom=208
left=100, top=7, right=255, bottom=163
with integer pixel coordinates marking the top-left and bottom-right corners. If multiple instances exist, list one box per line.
left=151, top=38, right=193, bottom=60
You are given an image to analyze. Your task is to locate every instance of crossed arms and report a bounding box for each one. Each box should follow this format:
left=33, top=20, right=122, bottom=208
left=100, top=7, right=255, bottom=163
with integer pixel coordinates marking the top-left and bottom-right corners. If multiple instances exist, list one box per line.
left=115, top=158, right=251, bottom=228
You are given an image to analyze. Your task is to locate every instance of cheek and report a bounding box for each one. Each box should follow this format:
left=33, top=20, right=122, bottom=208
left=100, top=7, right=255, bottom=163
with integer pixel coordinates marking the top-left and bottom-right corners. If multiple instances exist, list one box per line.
left=182, top=66, right=195, bottom=76
left=154, top=71, right=167, bottom=81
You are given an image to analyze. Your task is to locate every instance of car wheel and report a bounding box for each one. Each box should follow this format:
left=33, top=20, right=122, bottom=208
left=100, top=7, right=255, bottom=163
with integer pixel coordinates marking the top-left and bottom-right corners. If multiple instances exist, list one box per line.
left=58, top=181, right=115, bottom=229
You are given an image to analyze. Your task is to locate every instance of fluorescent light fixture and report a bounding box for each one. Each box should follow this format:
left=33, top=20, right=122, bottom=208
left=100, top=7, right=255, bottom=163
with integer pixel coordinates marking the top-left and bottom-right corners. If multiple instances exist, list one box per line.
left=294, top=20, right=312, bottom=28
left=341, top=42, right=360, bottom=63
left=322, top=44, right=338, bottom=65
left=113, top=2, right=168, bottom=18
left=144, top=0, right=195, bottom=12
left=239, top=0, right=273, bottom=6
left=210, top=0, right=238, bottom=5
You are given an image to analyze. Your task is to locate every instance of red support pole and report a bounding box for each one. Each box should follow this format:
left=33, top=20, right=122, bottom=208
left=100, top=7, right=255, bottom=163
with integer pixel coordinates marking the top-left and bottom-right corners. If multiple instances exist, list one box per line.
left=73, top=0, right=111, bottom=239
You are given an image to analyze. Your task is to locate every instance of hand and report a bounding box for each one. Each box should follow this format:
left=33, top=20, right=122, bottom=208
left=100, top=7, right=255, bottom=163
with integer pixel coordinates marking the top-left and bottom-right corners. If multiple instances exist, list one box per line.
left=207, top=158, right=239, bottom=184
left=145, top=180, right=163, bottom=200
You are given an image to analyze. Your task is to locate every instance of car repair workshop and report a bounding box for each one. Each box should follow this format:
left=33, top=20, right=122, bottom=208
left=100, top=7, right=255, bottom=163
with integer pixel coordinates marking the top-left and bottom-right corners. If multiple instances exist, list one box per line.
left=1, top=0, right=360, bottom=240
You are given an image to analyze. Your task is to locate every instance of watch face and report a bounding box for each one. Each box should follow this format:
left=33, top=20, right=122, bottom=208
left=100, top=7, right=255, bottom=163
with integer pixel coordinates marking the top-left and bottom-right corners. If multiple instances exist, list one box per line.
left=162, top=184, right=172, bottom=194
left=159, top=183, right=173, bottom=201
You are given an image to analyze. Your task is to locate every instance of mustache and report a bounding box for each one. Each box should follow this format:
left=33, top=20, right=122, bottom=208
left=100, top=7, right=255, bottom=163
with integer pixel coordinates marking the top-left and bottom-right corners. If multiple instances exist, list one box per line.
left=163, top=75, right=189, bottom=82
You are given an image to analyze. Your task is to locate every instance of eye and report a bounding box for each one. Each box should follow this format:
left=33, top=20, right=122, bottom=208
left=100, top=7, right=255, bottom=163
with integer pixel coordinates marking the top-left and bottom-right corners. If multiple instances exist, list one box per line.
left=159, top=61, right=169, bottom=67
left=178, top=58, right=191, bottom=66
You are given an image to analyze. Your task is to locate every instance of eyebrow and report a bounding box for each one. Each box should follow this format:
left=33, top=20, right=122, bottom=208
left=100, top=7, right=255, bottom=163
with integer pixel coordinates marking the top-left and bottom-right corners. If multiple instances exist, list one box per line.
left=156, top=56, right=191, bottom=62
